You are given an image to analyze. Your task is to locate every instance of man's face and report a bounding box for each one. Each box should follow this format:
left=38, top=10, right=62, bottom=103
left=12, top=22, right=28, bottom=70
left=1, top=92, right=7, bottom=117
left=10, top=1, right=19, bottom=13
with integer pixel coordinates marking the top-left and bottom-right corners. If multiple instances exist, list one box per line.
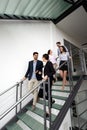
left=57, top=44, right=60, bottom=48
left=42, top=57, right=45, bottom=62
left=33, top=54, right=38, bottom=60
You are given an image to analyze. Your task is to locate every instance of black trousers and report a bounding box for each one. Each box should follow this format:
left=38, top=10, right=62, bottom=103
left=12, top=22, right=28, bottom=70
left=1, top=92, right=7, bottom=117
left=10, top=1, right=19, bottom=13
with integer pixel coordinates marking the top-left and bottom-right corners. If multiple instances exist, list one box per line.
left=38, top=80, right=53, bottom=106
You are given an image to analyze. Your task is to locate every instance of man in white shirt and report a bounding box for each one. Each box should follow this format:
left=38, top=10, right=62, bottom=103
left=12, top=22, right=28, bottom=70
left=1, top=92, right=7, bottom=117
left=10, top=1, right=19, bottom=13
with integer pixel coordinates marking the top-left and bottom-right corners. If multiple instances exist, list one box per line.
left=56, top=42, right=68, bottom=57
left=22, top=52, right=43, bottom=110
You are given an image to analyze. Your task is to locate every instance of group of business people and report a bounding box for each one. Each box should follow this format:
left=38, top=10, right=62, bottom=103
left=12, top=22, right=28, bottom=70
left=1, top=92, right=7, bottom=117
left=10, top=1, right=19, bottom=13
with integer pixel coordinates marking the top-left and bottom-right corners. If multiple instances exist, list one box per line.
left=47, top=42, right=70, bottom=90
left=22, top=42, right=69, bottom=117
left=22, top=52, right=55, bottom=117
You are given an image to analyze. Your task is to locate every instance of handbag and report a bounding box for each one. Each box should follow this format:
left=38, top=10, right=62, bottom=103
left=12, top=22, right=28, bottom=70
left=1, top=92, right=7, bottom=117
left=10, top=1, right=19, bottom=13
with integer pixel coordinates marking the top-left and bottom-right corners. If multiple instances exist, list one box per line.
left=38, top=84, right=48, bottom=99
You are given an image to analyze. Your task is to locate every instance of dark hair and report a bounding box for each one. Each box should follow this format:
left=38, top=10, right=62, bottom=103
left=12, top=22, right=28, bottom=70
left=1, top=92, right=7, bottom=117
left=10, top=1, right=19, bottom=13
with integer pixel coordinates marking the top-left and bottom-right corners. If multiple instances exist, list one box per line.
left=56, top=42, right=61, bottom=45
left=47, top=49, right=51, bottom=55
left=43, top=54, right=49, bottom=60
left=33, top=52, right=38, bottom=55
left=60, top=46, right=67, bottom=52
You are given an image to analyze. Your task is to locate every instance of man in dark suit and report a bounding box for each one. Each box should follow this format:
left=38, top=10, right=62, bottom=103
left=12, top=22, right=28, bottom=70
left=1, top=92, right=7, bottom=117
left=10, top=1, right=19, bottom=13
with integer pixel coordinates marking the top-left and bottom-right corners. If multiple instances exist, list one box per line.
left=22, top=52, right=43, bottom=110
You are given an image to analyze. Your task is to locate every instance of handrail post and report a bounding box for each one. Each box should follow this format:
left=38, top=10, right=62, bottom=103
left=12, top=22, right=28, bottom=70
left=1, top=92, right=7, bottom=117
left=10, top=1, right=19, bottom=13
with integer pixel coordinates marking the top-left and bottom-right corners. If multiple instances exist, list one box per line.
left=79, top=49, right=87, bottom=75
left=0, top=80, right=45, bottom=120
left=43, top=81, right=47, bottom=130
left=20, top=81, right=23, bottom=112
left=48, top=78, right=51, bottom=129
left=76, top=96, right=80, bottom=130
left=68, top=58, right=73, bottom=91
left=16, top=83, right=19, bottom=115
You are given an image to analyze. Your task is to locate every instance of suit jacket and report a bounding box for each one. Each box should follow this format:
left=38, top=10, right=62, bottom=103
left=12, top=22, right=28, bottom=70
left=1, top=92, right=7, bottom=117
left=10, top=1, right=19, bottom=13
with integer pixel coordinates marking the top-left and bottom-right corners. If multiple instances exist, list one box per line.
left=44, top=61, right=55, bottom=85
left=25, top=60, right=43, bottom=80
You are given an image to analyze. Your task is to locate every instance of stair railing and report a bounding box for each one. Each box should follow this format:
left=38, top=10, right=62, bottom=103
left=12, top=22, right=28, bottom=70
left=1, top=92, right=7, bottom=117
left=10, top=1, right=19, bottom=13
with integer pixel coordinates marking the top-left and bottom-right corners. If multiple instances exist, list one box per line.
left=67, top=56, right=74, bottom=91
left=0, top=81, right=24, bottom=116
left=0, top=78, right=52, bottom=130
left=0, top=80, right=44, bottom=119
left=79, top=49, right=87, bottom=75
left=43, top=78, right=51, bottom=130
left=50, top=75, right=84, bottom=130
left=0, top=61, right=71, bottom=130
left=73, top=90, right=87, bottom=130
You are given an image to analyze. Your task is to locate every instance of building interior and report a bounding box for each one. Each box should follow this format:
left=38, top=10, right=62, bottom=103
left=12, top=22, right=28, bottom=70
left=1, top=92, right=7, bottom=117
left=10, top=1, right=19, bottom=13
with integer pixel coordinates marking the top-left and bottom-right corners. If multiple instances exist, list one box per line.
left=0, top=0, right=87, bottom=130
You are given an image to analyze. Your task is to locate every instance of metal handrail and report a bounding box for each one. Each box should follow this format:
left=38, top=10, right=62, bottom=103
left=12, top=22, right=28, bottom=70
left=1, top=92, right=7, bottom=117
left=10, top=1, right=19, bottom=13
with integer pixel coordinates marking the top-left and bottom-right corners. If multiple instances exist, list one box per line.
left=0, top=61, right=68, bottom=96
left=56, top=56, right=59, bottom=60
left=50, top=75, right=84, bottom=130
left=0, top=82, right=20, bottom=96
left=56, top=61, right=67, bottom=71
left=0, top=79, right=45, bottom=120
left=0, top=80, right=26, bottom=96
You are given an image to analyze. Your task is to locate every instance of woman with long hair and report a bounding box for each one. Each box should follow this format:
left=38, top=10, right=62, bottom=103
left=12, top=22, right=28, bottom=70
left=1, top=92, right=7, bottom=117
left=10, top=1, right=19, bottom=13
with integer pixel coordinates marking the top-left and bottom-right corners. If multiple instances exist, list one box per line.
left=59, top=46, right=70, bottom=90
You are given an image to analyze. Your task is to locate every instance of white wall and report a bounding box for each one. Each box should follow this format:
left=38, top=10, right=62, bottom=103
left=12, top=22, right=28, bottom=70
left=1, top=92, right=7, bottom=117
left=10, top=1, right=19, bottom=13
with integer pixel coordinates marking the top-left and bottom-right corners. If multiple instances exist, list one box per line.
left=0, top=20, right=81, bottom=93
left=0, top=20, right=52, bottom=93
left=0, top=20, right=52, bottom=129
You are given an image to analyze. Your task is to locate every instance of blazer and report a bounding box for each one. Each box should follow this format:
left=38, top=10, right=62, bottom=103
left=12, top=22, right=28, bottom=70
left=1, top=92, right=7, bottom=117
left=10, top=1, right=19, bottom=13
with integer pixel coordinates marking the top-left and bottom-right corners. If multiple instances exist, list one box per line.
left=44, top=61, right=55, bottom=85
left=25, top=60, right=43, bottom=80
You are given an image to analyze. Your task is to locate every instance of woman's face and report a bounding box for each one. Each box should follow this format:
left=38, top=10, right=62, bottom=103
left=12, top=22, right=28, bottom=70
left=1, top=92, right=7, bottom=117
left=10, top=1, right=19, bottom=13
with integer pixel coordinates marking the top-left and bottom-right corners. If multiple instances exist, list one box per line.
left=50, top=50, right=52, bottom=54
left=60, top=46, right=63, bottom=52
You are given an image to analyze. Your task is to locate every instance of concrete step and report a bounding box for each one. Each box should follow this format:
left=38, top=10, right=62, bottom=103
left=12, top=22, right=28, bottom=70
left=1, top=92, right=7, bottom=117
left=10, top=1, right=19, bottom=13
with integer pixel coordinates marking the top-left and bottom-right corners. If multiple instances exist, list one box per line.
left=36, top=102, right=60, bottom=116
left=52, top=85, right=70, bottom=91
left=26, top=110, right=49, bottom=128
left=17, top=120, right=31, bottom=130
left=38, top=99, right=62, bottom=110
left=17, top=113, right=48, bottom=130
left=26, top=105, right=56, bottom=122
left=52, top=91, right=70, bottom=97
left=6, top=123, right=23, bottom=130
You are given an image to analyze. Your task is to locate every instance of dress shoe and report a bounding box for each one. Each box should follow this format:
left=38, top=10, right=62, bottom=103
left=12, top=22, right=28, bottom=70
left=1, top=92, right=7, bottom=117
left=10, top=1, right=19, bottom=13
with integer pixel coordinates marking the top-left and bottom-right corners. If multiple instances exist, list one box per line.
left=46, top=112, right=50, bottom=118
left=32, top=105, right=36, bottom=111
left=52, top=100, right=55, bottom=104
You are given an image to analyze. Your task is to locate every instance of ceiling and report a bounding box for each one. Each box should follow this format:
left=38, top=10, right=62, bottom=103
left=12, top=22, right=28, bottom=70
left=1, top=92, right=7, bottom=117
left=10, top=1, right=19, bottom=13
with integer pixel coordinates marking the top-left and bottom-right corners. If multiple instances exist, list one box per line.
left=0, top=0, right=86, bottom=22
left=0, top=0, right=72, bottom=20
left=57, top=6, right=87, bottom=45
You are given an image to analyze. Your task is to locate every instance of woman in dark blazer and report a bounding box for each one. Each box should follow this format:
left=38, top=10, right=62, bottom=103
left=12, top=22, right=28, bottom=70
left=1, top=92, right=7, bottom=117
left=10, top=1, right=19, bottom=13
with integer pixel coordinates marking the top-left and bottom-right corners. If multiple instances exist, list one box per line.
left=42, top=54, right=55, bottom=116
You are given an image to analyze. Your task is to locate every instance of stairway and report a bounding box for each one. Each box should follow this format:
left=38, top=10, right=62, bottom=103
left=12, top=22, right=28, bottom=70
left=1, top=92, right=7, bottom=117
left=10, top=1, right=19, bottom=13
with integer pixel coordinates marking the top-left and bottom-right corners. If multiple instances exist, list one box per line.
left=5, top=81, right=71, bottom=130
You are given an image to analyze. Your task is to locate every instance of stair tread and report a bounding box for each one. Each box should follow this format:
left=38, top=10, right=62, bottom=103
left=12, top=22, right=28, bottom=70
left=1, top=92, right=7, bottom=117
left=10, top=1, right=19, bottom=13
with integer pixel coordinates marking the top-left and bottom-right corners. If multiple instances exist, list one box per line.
left=52, top=95, right=67, bottom=100
left=38, top=100, right=62, bottom=110
left=53, top=83, right=70, bottom=87
left=26, top=106, right=56, bottom=121
left=52, top=86, right=70, bottom=91
left=6, top=123, right=23, bottom=130
left=17, top=113, right=47, bottom=130
left=52, top=89, right=70, bottom=93
left=17, top=120, right=31, bottom=130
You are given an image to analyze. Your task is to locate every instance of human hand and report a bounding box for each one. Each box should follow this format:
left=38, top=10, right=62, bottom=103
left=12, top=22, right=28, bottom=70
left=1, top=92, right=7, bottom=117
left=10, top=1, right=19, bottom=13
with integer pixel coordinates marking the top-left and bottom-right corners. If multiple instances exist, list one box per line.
left=43, top=75, right=48, bottom=80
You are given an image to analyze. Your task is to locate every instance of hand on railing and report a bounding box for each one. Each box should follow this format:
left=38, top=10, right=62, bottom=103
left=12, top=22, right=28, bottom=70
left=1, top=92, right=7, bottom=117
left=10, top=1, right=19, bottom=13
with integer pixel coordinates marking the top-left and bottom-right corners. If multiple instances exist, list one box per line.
left=21, top=76, right=26, bottom=82
left=56, top=61, right=67, bottom=71
left=56, top=56, right=59, bottom=60
left=43, top=75, right=48, bottom=81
